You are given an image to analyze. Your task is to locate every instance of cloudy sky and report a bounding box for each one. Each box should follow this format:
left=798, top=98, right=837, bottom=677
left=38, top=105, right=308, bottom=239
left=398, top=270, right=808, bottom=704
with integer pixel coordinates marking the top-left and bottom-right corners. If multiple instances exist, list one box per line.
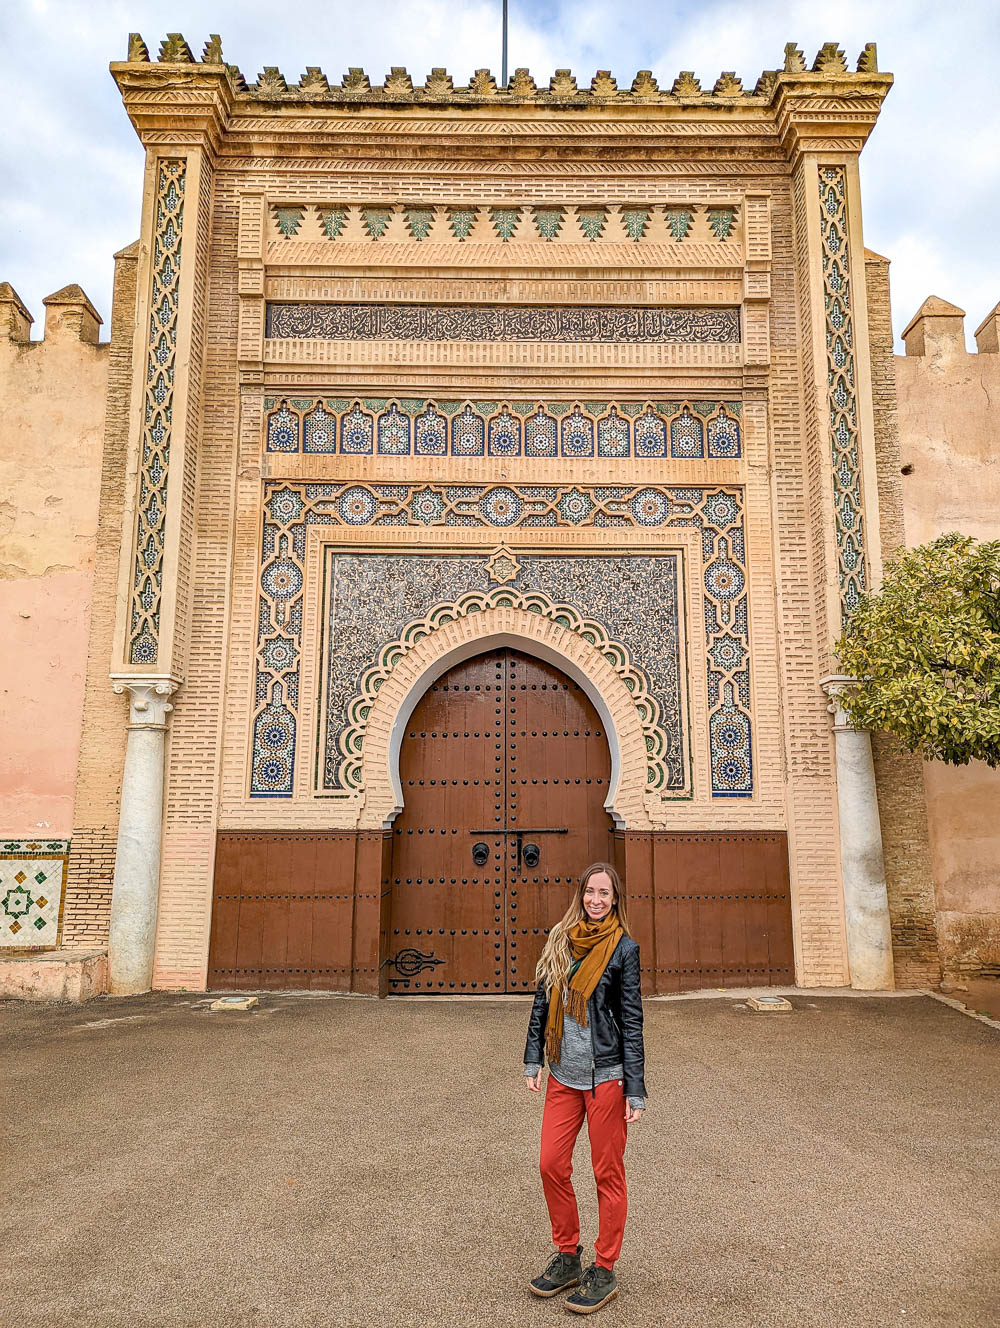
left=2, top=0, right=998, bottom=348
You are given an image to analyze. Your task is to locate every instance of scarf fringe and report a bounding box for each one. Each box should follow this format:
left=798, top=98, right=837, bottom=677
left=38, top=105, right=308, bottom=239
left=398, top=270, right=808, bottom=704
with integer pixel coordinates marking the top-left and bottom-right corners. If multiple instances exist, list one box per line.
left=565, top=986, right=589, bottom=1027
left=545, top=1023, right=562, bottom=1064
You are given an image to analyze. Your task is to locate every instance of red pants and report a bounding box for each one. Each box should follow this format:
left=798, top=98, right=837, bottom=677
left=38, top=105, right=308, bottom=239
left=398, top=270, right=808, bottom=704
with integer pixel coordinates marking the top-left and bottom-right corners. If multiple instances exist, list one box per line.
left=539, top=1075, right=629, bottom=1270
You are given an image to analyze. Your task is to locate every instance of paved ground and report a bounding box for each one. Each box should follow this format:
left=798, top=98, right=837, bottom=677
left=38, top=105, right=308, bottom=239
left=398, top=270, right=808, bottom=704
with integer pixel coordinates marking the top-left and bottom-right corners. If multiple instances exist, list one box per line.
left=2, top=991, right=998, bottom=1328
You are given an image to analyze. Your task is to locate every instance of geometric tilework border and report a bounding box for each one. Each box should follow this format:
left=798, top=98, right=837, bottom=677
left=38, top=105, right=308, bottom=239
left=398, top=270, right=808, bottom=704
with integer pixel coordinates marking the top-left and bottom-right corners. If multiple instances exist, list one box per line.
left=128, top=160, right=185, bottom=665
left=250, top=484, right=752, bottom=800
left=269, top=202, right=740, bottom=246
left=819, top=165, right=867, bottom=622
left=264, top=397, right=742, bottom=460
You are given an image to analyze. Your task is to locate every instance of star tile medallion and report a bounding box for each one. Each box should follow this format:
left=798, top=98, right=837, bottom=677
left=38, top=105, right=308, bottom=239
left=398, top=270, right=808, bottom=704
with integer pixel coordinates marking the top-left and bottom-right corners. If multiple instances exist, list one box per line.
left=486, top=545, right=521, bottom=586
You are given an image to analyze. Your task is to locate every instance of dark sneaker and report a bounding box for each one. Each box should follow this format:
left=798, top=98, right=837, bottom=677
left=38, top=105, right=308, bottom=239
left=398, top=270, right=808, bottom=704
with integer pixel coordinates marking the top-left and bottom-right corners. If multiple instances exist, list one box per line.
left=529, top=1246, right=583, bottom=1297
left=565, top=1263, right=618, bottom=1315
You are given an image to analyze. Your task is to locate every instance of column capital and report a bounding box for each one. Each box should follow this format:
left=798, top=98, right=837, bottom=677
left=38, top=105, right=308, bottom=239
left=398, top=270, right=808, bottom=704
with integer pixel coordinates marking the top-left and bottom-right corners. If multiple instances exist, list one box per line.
left=820, top=674, right=864, bottom=732
left=110, top=675, right=182, bottom=728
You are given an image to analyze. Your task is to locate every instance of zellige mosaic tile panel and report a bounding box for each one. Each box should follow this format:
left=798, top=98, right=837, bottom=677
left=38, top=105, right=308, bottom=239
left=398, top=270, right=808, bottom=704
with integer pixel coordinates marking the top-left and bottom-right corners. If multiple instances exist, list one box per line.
left=0, top=841, right=69, bottom=948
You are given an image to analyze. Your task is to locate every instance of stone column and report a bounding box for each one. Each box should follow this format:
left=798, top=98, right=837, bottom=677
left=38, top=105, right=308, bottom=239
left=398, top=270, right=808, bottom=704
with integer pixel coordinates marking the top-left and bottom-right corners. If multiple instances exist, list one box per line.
left=821, top=676, right=895, bottom=989
left=107, top=677, right=180, bottom=995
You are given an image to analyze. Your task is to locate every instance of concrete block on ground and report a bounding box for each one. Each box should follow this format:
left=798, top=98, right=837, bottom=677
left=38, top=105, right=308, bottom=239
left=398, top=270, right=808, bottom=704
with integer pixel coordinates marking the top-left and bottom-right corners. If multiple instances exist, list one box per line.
left=0, top=949, right=108, bottom=1001
left=209, top=994, right=259, bottom=1011
left=747, top=994, right=793, bottom=1012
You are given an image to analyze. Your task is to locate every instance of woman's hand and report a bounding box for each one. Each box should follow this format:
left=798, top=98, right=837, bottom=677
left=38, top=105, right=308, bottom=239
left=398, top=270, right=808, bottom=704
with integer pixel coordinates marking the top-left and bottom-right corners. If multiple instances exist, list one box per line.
left=624, top=1103, right=644, bottom=1124
left=525, top=1070, right=542, bottom=1093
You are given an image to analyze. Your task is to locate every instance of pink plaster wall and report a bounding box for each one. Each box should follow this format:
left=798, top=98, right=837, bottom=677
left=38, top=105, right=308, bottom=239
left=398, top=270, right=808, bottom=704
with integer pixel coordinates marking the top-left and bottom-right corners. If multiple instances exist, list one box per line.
left=896, top=304, right=1000, bottom=975
left=0, top=572, right=96, bottom=832
left=0, top=295, right=108, bottom=836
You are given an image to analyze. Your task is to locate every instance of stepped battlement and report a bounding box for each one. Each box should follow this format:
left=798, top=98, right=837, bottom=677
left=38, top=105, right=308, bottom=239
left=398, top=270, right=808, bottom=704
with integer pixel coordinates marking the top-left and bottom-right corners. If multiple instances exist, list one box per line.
left=0, top=282, right=103, bottom=346
left=116, top=34, right=887, bottom=107
left=901, top=296, right=1000, bottom=357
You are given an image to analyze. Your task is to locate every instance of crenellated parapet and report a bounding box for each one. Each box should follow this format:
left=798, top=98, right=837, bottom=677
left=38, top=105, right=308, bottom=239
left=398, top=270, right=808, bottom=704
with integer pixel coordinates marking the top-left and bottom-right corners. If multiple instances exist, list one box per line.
left=901, top=296, right=1000, bottom=358
left=0, top=282, right=103, bottom=345
left=114, top=33, right=888, bottom=112
left=0, top=282, right=33, bottom=342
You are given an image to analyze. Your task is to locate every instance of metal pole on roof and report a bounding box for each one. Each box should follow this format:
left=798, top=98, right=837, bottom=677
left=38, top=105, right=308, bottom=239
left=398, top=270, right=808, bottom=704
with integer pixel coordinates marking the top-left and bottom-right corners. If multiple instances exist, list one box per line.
left=502, top=0, right=509, bottom=87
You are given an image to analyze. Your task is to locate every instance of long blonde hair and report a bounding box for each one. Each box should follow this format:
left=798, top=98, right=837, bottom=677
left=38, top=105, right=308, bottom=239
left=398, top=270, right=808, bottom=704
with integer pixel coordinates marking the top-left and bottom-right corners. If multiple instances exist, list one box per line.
left=534, top=863, right=631, bottom=997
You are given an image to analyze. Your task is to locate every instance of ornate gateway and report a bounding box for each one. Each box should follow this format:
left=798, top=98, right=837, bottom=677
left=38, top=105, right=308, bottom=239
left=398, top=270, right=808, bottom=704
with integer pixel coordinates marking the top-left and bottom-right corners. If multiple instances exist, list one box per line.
left=90, top=35, right=897, bottom=996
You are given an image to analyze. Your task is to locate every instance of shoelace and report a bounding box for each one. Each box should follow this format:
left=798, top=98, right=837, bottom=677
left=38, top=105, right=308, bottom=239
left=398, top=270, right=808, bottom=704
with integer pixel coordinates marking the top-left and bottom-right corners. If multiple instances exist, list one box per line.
left=579, top=1267, right=599, bottom=1294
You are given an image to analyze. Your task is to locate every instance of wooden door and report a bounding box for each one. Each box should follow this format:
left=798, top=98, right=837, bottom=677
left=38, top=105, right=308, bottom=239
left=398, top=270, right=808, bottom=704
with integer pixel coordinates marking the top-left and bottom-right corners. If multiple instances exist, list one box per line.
left=624, top=830, right=795, bottom=992
left=208, top=832, right=359, bottom=990
left=504, top=649, right=616, bottom=991
left=386, top=647, right=614, bottom=993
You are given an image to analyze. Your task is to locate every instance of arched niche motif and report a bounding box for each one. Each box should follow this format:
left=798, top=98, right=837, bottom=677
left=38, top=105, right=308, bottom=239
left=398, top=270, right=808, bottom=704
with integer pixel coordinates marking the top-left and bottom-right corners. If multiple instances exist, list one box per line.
left=356, top=605, right=658, bottom=831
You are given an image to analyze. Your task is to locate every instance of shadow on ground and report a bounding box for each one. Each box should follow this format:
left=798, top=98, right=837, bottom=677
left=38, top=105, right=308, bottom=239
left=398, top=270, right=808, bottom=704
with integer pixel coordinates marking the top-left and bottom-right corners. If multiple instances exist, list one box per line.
left=2, top=992, right=997, bottom=1328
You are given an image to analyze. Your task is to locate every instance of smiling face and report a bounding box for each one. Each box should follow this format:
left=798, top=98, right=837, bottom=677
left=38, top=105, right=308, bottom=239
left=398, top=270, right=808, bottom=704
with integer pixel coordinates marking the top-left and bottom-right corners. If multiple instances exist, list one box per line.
left=582, top=870, right=615, bottom=922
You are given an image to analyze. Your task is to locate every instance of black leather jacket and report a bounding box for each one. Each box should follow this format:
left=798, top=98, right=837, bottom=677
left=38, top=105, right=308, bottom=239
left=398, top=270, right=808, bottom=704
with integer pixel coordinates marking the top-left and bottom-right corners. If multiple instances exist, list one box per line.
left=523, top=936, right=647, bottom=1101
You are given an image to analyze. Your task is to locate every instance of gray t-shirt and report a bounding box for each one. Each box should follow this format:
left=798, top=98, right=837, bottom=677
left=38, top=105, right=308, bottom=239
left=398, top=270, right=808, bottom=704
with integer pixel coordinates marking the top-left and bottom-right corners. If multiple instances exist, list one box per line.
left=525, top=1009, right=646, bottom=1111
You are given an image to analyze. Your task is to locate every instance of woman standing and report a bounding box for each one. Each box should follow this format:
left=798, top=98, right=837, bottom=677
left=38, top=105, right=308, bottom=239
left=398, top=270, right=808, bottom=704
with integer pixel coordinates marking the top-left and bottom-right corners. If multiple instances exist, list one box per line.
left=523, top=862, right=646, bottom=1315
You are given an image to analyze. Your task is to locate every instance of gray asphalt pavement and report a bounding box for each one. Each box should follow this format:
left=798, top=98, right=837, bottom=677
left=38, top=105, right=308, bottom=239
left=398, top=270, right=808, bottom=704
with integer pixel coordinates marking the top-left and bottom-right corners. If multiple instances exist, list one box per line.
left=2, top=991, right=997, bottom=1328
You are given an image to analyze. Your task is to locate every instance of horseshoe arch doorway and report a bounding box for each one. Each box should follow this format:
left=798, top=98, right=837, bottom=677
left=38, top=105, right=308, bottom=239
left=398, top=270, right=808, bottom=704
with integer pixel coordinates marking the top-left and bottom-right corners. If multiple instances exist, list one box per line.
left=386, top=646, right=616, bottom=992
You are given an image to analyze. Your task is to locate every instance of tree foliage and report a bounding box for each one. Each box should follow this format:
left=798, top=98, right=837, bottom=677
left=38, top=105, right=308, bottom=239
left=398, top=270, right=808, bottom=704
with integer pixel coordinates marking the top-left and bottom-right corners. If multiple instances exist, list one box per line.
left=834, top=533, right=1000, bottom=766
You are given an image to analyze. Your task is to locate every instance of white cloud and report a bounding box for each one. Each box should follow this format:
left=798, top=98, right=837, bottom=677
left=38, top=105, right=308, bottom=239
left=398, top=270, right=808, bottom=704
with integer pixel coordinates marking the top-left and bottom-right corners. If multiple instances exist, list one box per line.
left=888, top=233, right=967, bottom=335
left=1, top=0, right=998, bottom=348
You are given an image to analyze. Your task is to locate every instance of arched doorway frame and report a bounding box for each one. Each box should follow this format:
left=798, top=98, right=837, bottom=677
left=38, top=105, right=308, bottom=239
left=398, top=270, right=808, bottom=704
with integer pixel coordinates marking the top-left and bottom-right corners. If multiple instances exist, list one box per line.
left=357, top=605, right=656, bottom=831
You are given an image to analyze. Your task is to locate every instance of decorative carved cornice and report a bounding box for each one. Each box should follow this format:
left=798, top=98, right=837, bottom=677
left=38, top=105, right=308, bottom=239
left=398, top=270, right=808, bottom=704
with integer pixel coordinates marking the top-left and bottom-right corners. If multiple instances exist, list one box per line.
left=111, top=61, right=236, bottom=155
left=112, top=37, right=892, bottom=156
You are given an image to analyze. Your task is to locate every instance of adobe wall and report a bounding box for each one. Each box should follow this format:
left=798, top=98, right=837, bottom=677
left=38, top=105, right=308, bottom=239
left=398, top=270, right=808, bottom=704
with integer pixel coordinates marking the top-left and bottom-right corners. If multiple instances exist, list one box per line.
left=897, top=296, right=1000, bottom=978
left=0, top=284, right=108, bottom=836
left=863, top=254, right=940, bottom=987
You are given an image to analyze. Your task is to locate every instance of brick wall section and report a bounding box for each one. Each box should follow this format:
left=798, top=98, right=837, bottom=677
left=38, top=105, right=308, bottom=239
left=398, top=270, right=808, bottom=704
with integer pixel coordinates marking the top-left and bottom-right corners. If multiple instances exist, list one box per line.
left=153, top=167, right=238, bottom=989
left=864, top=250, right=942, bottom=987
left=62, top=244, right=138, bottom=948
left=777, top=167, right=849, bottom=986
left=866, top=253, right=906, bottom=563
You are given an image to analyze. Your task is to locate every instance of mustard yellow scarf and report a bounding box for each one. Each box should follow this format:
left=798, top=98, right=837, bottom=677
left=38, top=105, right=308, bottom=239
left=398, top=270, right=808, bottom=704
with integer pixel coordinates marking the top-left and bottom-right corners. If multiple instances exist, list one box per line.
left=545, top=910, right=623, bottom=1064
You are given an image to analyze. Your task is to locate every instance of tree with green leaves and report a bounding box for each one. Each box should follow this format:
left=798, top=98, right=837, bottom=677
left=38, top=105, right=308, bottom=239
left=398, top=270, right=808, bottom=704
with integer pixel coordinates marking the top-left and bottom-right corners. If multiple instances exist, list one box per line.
left=834, top=533, right=1000, bottom=766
